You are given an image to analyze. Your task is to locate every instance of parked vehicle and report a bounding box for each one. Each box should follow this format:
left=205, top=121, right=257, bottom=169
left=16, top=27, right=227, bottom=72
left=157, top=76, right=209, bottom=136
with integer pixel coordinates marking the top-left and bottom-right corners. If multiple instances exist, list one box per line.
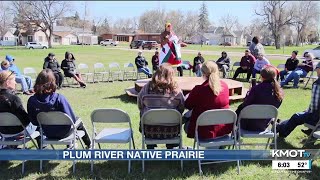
left=304, top=46, right=320, bottom=59
left=100, top=39, right=119, bottom=46
left=142, top=41, right=158, bottom=50
left=25, top=42, right=48, bottom=49
left=130, top=40, right=144, bottom=49
left=219, top=42, right=232, bottom=46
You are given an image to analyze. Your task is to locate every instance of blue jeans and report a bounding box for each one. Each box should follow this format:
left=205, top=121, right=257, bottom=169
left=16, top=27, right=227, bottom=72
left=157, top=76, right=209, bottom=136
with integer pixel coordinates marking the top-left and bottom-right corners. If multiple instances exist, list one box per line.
left=278, top=111, right=318, bottom=137
left=281, top=68, right=307, bottom=87
left=16, top=75, right=33, bottom=92
left=279, top=70, right=290, bottom=81
left=252, top=69, right=260, bottom=78
left=138, top=67, right=152, bottom=76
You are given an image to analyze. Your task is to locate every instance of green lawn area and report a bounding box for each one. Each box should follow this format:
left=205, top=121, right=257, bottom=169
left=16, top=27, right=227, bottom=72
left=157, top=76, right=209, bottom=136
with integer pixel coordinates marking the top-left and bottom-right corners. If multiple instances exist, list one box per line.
left=0, top=45, right=319, bottom=179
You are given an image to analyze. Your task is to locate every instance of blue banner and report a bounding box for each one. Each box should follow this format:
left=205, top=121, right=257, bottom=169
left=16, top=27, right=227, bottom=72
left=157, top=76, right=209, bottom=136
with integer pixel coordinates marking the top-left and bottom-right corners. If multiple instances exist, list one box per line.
left=0, top=150, right=271, bottom=161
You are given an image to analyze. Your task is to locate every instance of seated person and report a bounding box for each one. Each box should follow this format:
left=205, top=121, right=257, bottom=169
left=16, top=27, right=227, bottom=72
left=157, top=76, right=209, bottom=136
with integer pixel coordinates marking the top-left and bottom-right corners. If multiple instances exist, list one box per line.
left=277, top=62, right=320, bottom=138
left=135, top=51, right=152, bottom=78
left=216, top=51, right=231, bottom=78
left=252, top=53, right=270, bottom=86
left=27, top=69, right=91, bottom=149
left=0, top=70, right=37, bottom=147
left=6, top=55, right=34, bottom=95
left=61, top=52, right=86, bottom=88
left=151, top=51, right=159, bottom=71
left=236, top=66, right=284, bottom=131
left=192, top=52, right=205, bottom=77
left=137, top=63, right=184, bottom=149
left=279, top=51, right=299, bottom=81
left=0, top=60, right=10, bottom=71
left=43, top=53, right=64, bottom=89
left=280, top=52, right=314, bottom=88
left=185, top=61, right=232, bottom=140
left=232, top=49, right=256, bottom=81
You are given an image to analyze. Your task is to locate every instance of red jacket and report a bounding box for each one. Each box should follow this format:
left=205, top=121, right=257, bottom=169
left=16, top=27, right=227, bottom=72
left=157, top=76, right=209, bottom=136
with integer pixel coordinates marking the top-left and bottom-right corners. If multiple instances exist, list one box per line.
left=185, top=80, right=233, bottom=139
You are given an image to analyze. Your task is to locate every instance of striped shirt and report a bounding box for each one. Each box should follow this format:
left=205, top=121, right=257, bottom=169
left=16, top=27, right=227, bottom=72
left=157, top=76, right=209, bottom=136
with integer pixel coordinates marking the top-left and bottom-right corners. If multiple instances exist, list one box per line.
left=309, top=80, right=320, bottom=113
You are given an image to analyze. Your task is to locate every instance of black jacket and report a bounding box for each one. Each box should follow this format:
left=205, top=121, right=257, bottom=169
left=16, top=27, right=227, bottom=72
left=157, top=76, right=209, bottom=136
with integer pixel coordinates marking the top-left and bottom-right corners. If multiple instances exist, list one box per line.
left=0, top=89, right=31, bottom=134
left=192, top=56, right=205, bottom=72
left=61, top=59, right=76, bottom=75
left=285, top=57, right=299, bottom=71
left=135, top=56, right=148, bottom=69
left=43, top=57, right=61, bottom=73
left=216, top=56, right=231, bottom=68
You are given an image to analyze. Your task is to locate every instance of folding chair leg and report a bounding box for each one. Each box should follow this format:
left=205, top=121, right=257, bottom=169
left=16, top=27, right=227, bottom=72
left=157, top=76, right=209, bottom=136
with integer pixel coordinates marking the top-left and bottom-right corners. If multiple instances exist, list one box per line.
left=128, top=140, right=131, bottom=173
left=91, top=141, right=95, bottom=173
left=265, top=138, right=271, bottom=149
left=179, top=143, right=183, bottom=171
left=198, top=160, right=203, bottom=175
left=142, top=140, right=145, bottom=173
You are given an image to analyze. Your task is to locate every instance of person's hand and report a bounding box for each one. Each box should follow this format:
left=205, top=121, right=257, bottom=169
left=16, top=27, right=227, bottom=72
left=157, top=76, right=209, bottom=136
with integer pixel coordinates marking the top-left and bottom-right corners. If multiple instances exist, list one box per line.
left=165, top=35, right=169, bottom=39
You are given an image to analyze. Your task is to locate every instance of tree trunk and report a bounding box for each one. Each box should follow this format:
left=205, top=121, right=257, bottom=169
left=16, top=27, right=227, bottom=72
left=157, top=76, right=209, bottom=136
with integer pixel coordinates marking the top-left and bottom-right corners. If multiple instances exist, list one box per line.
left=274, top=34, right=281, bottom=49
left=44, top=29, right=52, bottom=48
left=296, top=32, right=301, bottom=46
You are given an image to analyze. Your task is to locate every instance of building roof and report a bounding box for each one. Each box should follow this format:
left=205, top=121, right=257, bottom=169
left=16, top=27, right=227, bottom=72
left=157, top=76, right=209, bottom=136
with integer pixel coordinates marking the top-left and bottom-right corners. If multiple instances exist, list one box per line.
left=53, top=31, right=76, bottom=38
left=234, top=31, right=243, bottom=37
left=53, top=26, right=92, bottom=34
left=223, top=29, right=237, bottom=37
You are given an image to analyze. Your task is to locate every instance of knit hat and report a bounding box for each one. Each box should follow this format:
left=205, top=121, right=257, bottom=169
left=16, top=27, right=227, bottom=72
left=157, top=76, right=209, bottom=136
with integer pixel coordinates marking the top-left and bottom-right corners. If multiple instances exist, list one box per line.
left=5, top=55, right=14, bottom=62
left=48, top=52, right=55, bottom=57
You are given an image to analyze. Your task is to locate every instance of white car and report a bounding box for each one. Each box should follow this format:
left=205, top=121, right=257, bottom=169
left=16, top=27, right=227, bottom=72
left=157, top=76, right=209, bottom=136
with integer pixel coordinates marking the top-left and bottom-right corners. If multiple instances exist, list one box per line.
left=100, top=39, right=119, bottom=46
left=25, top=42, right=48, bottom=49
left=304, top=46, right=320, bottom=59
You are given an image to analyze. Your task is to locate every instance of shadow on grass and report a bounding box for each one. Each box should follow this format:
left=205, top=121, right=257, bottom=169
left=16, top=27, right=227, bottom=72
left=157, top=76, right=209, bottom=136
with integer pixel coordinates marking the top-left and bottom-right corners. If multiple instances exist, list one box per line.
left=103, top=94, right=137, bottom=104
left=0, top=160, right=59, bottom=179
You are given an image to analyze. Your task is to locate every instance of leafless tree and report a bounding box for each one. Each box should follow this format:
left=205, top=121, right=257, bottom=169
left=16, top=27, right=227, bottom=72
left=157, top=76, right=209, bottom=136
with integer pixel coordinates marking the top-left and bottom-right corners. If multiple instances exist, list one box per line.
left=219, top=13, right=238, bottom=31
left=292, top=1, right=320, bottom=46
left=12, top=1, right=69, bottom=48
left=255, top=1, right=294, bottom=49
left=139, top=9, right=165, bottom=33
left=0, top=2, right=13, bottom=35
left=184, top=11, right=199, bottom=40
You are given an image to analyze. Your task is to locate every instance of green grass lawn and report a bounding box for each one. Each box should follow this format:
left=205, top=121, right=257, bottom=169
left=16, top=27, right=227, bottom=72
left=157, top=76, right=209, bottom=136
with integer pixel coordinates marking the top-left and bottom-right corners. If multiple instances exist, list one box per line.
left=0, top=46, right=319, bottom=179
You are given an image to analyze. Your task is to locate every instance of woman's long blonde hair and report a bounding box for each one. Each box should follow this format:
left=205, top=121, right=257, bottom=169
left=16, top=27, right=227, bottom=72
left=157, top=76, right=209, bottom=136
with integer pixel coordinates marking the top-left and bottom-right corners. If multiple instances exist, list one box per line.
left=201, top=61, right=221, bottom=96
left=149, top=63, right=178, bottom=94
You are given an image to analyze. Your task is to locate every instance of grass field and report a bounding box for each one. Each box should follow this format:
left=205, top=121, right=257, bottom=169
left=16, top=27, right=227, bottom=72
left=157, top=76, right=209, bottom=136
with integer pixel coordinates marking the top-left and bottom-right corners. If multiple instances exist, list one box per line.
left=0, top=45, right=319, bottom=179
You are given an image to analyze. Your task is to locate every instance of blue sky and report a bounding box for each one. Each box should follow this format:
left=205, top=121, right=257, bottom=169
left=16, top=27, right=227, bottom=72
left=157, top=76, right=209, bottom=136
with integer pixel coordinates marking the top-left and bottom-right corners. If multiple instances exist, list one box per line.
left=73, top=1, right=259, bottom=26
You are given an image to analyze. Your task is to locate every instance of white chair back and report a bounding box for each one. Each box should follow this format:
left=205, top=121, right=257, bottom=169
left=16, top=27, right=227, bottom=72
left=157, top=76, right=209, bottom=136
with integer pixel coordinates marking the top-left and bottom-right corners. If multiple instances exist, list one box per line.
left=23, top=67, right=37, bottom=75
left=78, top=63, right=89, bottom=70
left=91, top=108, right=131, bottom=123
left=196, top=109, right=237, bottom=127
left=109, top=62, right=120, bottom=69
left=37, top=112, right=74, bottom=126
left=0, top=112, right=22, bottom=127
left=124, top=63, right=135, bottom=68
left=238, top=105, right=278, bottom=120
left=94, top=63, right=105, bottom=69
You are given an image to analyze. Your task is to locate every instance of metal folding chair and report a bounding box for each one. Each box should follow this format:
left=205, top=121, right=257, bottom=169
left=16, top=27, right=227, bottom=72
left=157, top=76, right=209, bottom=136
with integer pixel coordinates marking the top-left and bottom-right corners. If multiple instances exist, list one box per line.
left=90, top=108, right=135, bottom=173
left=108, top=62, right=123, bottom=82
left=194, top=109, right=240, bottom=175
left=93, top=63, right=109, bottom=82
left=0, top=112, right=40, bottom=174
left=123, top=63, right=137, bottom=80
left=78, top=63, right=94, bottom=83
left=140, top=109, right=183, bottom=172
left=23, top=67, right=37, bottom=81
left=37, top=112, right=85, bottom=173
left=304, top=61, right=319, bottom=88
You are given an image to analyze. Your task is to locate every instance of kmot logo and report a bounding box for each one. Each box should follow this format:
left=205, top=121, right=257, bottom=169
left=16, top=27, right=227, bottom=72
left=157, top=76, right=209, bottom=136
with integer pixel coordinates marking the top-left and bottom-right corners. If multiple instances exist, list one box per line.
left=271, top=150, right=311, bottom=158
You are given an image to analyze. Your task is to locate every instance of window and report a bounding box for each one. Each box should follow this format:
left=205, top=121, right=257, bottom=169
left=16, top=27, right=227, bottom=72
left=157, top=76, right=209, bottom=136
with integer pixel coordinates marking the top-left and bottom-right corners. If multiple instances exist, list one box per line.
left=53, top=37, right=60, bottom=43
left=4, top=37, right=8, bottom=41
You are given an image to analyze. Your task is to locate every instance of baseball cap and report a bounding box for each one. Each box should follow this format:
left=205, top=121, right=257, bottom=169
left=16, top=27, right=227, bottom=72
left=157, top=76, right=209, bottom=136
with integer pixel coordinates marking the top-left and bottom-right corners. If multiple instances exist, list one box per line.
left=5, top=55, right=14, bottom=62
left=48, top=53, right=55, bottom=57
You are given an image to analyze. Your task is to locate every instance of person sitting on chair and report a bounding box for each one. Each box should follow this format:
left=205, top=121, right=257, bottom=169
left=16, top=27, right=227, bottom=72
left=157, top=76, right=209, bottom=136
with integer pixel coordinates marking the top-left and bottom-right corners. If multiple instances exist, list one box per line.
left=27, top=69, right=91, bottom=149
left=236, top=66, right=284, bottom=131
left=277, top=62, right=320, bottom=138
left=138, top=63, right=185, bottom=149
left=184, top=61, right=232, bottom=140
left=6, top=55, right=34, bottom=95
left=135, top=51, right=152, bottom=78
left=280, top=52, right=314, bottom=88
left=216, top=51, right=231, bottom=78
left=43, top=53, right=64, bottom=89
left=192, top=52, right=205, bottom=77
left=279, top=51, right=299, bottom=81
left=0, top=70, right=38, bottom=147
left=251, top=53, right=270, bottom=86
left=61, top=52, right=86, bottom=88
left=151, top=51, right=159, bottom=71
left=232, top=49, right=256, bottom=81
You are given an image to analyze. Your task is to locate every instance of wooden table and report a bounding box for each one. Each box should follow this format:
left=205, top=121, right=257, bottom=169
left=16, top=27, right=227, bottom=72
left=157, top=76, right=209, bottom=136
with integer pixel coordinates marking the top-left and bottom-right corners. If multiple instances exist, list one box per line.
left=126, top=77, right=247, bottom=102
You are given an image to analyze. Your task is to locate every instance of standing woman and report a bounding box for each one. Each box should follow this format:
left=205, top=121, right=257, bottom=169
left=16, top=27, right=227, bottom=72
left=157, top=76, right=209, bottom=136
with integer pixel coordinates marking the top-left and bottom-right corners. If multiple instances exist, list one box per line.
left=249, top=36, right=265, bottom=59
left=61, top=52, right=86, bottom=88
left=43, top=53, right=64, bottom=88
left=185, top=61, right=232, bottom=140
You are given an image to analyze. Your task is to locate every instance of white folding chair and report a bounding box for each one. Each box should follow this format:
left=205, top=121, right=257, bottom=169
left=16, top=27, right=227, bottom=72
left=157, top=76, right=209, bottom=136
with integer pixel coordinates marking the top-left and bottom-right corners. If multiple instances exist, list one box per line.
left=78, top=63, right=94, bottom=83
left=140, top=109, right=183, bottom=172
left=37, top=112, right=85, bottom=173
left=23, top=67, right=37, bottom=81
left=276, top=64, right=285, bottom=70
left=108, top=62, right=123, bottom=82
left=90, top=108, right=135, bottom=173
left=123, top=63, right=137, bottom=80
left=303, top=118, right=320, bottom=147
left=304, top=61, right=319, bottom=88
left=238, top=105, right=278, bottom=150
left=93, top=63, right=109, bottom=82
left=194, top=109, right=240, bottom=175
left=0, top=112, right=40, bottom=174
